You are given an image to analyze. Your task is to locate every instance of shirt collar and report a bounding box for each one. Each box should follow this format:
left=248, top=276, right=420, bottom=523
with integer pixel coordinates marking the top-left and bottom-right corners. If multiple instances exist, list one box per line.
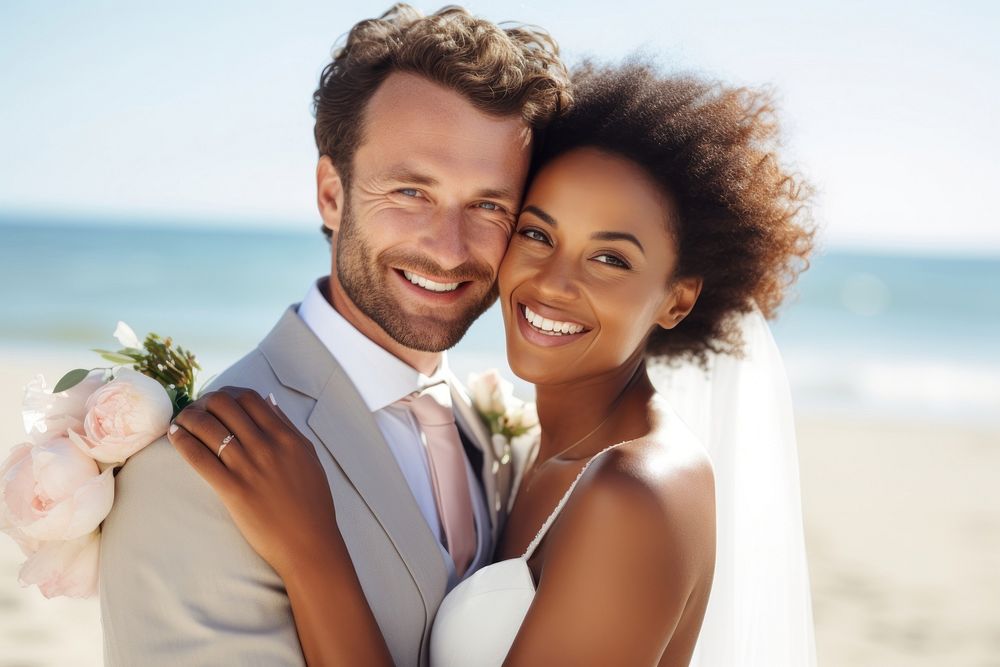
left=296, top=279, right=450, bottom=412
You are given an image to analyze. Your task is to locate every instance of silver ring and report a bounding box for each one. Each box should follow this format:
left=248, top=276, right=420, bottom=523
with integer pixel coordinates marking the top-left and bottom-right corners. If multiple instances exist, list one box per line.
left=218, top=433, right=235, bottom=457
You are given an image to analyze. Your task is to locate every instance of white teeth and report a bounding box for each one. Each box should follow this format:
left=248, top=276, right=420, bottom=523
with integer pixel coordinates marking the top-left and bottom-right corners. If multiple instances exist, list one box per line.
left=523, top=306, right=585, bottom=336
left=403, top=270, right=460, bottom=293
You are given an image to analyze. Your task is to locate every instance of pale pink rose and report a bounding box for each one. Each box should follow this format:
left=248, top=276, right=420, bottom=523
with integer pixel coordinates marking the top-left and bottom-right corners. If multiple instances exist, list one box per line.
left=19, top=531, right=100, bottom=598
left=22, top=371, right=107, bottom=445
left=467, top=369, right=514, bottom=417
left=0, top=444, right=42, bottom=555
left=68, top=368, right=172, bottom=464
left=0, top=438, right=114, bottom=543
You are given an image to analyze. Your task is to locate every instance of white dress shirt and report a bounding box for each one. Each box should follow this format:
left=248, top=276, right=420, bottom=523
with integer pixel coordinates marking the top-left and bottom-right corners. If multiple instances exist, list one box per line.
left=297, top=280, right=490, bottom=586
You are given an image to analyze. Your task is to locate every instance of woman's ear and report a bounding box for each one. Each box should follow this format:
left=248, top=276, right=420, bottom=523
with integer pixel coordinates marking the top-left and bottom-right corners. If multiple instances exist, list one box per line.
left=317, top=156, right=346, bottom=235
left=657, top=276, right=703, bottom=329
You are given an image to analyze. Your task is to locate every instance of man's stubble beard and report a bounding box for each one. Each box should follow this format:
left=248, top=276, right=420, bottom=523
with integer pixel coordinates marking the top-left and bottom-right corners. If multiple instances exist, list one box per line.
left=335, top=198, right=499, bottom=353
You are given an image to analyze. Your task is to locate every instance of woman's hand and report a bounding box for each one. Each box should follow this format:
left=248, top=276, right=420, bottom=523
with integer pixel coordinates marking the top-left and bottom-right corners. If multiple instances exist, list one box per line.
left=169, top=387, right=395, bottom=665
left=167, top=386, right=340, bottom=578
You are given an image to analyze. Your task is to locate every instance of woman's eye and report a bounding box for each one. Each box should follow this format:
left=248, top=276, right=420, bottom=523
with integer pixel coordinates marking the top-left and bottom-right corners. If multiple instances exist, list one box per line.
left=594, top=253, right=631, bottom=269
left=519, top=228, right=550, bottom=244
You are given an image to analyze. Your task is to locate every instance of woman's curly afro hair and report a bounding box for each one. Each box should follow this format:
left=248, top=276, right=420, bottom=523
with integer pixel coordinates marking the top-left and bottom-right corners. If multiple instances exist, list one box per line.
left=534, top=59, right=817, bottom=367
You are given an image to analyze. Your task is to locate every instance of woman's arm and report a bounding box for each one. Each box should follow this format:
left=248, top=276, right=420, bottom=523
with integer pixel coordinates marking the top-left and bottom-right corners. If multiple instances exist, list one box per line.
left=504, top=446, right=716, bottom=667
left=167, top=386, right=393, bottom=667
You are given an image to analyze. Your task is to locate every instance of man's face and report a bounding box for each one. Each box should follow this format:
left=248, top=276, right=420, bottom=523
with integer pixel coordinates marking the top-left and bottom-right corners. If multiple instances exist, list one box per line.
left=328, top=72, right=532, bottom=353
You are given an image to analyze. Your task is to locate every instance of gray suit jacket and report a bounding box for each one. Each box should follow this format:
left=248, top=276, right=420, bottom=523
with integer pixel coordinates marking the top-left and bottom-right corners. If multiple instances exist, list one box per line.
left=99, top=306, right=515, bottom=666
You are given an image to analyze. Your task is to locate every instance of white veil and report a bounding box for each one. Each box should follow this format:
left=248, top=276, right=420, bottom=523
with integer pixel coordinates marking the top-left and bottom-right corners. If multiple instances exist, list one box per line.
left=651, top=302, right=818, bottom=666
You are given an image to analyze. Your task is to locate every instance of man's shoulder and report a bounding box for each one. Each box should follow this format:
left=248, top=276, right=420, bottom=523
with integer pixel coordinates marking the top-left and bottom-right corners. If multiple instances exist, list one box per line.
left=204, top=346, right=278, bottom=394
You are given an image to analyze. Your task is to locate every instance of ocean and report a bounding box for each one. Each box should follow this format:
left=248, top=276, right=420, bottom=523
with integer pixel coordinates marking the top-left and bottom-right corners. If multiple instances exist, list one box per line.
left=1, top=218, right=998, bottom=425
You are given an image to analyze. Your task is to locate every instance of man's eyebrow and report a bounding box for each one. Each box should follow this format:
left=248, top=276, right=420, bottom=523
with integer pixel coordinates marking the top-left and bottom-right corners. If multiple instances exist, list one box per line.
left=382, top=166, right=439, bottom=187
left=523, top=205, right=645, bottom=254
left=475, top=187, right=518, bottom=202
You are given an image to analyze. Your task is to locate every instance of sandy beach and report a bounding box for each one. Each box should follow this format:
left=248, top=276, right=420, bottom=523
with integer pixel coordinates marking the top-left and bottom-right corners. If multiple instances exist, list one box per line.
left=1, top=349, right=998, bottom=666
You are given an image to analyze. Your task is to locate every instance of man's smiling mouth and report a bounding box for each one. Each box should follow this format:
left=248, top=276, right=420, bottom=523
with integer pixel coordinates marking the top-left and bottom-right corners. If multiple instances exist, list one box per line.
left=402, top=270, right=461, bottom=293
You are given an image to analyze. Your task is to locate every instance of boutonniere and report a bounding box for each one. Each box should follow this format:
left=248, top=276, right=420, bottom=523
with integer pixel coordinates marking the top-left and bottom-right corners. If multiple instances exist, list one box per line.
left=467, top=369, right=540, bottom=467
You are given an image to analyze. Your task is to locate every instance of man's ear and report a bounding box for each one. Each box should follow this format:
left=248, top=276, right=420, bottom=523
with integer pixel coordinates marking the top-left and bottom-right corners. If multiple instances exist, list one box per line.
left=657, top=276, right=703, bottom=329
left=317, top=156, right=346, bottom=235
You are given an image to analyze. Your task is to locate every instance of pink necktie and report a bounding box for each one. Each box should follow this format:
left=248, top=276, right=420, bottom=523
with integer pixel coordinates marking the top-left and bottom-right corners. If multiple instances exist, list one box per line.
left=397, top=389, right=477, bottom=577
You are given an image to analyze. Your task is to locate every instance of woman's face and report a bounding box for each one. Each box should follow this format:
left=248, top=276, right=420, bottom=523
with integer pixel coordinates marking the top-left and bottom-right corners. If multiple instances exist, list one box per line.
left=498, top=147, right=699, bottom=386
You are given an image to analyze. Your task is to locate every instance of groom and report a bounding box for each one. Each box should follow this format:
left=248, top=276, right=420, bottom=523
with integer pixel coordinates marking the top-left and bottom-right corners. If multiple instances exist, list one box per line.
left=98, top=5, right=570, bottom=667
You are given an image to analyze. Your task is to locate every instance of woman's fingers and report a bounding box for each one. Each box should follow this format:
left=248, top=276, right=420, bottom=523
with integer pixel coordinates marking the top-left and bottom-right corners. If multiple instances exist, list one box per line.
left=199, top=390, right=267, bottom=451
left=167, top=422, right=237, bottom=495
left=173, top=405, right=248, bottom=470
left=176, top=387, right=319, bottom=478
left=216, top=387, right=310, bottom=451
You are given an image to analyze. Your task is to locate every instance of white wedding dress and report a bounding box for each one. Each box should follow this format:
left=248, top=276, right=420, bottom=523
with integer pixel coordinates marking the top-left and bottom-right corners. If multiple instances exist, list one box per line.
left=430, top=440, right=631, bottom=667
left=431, top=304, right=817, bottom=666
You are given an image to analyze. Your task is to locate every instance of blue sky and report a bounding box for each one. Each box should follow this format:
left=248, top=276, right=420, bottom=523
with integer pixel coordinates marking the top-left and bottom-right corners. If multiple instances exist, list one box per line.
left=1, top=1, right=997, bottom=254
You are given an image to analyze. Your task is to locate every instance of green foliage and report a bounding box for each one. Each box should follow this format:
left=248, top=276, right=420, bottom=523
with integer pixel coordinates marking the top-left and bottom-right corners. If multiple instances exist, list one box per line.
left=130, top=332, right=201, bottom=417
left=52, top=368, right=91, bottom=393
left=85, top=328, right=202, bottom=417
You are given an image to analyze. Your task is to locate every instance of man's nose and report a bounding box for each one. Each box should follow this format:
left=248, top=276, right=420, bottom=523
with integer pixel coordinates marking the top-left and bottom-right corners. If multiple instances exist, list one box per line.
left=421, top=207, right=472, bottom=272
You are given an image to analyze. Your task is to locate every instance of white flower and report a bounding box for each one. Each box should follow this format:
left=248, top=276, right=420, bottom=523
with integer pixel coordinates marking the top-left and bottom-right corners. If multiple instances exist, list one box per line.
left=113, top=321, right=141, bottom=349
left=502, top=399, right=539, bottom=436
left=468, top=369, right=540, bottom=469
left=467, top=369, right=514, bottom=417
left=19, top=531, right=100, bottom=599
left=22, top=371, right=107, bottom=445
left=68, top=368, right=173, bottom=464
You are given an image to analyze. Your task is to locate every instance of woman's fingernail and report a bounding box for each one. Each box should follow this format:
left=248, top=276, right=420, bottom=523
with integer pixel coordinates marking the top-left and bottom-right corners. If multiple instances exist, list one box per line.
left=168, top=423, right=178, bottom=435
left=268, top=393, right=278, bottom=406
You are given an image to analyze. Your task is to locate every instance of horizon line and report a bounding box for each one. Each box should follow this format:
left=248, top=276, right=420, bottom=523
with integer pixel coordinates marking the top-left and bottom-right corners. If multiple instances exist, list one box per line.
left=1, top=208, right=997, bottom=260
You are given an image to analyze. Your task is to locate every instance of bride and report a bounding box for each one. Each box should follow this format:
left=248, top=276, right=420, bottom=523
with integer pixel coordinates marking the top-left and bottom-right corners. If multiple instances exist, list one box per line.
left=168, top=60, right=815, bottom=665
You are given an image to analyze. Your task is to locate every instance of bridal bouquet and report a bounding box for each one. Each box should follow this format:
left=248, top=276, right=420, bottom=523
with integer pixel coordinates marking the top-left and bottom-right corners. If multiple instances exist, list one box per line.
left=0, top=322, right=200, bottom=598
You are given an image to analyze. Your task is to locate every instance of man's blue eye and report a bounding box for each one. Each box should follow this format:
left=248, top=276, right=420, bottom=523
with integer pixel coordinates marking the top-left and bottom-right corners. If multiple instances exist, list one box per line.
left=399, top=188, right=419, bottom=197
left=478, top=202, right=501, bottom=211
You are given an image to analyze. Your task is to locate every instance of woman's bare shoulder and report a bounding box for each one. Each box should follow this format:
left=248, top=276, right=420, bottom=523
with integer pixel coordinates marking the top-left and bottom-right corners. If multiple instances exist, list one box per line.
left=545, top=403, right=716, bottom=579
left=587, top=401, right=714, bottom=512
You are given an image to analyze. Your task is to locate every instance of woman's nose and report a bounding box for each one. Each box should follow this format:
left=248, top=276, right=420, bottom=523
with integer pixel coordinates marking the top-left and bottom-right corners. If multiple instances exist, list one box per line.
left=533, top=252, right=581, bottom=303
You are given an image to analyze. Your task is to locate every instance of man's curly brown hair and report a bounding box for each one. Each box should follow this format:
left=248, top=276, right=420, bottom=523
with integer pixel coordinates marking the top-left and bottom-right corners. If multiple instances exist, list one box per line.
left=534, top=60, right=816, bottom=366
left=313, top=4, right=572, bottom=240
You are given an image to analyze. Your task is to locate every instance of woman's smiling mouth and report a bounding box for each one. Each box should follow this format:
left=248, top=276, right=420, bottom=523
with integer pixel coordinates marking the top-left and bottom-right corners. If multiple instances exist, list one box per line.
left=516, top=303, right=591, bottom=347
left=522, top=305, right=586, bottom=335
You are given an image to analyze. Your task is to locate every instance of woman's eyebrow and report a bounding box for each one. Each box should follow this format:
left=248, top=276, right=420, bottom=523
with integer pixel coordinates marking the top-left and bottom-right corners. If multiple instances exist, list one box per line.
left=523, top=205, right=645, bottom=254
left=522, top=205, right=557, bottom=226
left=592, top=230, right=645, bottom=254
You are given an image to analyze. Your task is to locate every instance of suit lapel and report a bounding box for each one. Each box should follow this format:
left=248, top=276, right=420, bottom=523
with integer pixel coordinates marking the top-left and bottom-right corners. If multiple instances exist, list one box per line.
left=307, top=380, right=447, bottom=607
left=259, top=307, right=447, bottom=616
left=449, top=378, right=512, bottom=545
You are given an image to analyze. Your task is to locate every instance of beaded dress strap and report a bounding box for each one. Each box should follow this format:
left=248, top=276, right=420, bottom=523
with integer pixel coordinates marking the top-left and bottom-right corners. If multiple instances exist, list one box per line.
left=521, top=440, right=632, bottom=561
